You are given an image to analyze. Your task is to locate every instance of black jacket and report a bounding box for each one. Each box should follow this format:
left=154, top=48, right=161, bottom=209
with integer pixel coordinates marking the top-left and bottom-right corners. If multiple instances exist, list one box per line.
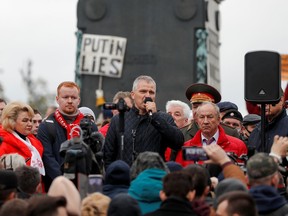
left=103, top=106, right=184, bottom=167
left=144, top=197, right=197, bottom=216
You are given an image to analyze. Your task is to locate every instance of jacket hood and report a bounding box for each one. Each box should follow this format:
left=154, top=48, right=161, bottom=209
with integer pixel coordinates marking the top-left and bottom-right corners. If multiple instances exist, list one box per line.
left=128, top=168, right=167, bottom=214
left=250, top=185, right=287, bottom=214
left=104, top=160, right=130, bottom=186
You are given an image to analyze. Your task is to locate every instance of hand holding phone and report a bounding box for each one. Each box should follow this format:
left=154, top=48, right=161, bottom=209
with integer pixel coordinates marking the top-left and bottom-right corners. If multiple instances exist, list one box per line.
left=182, top=146, right=209, bottom=161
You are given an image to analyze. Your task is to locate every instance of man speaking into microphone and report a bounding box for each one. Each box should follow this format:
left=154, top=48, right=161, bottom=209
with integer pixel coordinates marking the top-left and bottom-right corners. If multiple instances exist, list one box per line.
left=103, top=75, right=184, bottom=168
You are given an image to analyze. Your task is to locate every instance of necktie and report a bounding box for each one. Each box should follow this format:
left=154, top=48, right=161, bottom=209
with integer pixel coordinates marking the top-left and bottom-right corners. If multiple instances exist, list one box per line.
left=205, top=137, right=215, bottom=145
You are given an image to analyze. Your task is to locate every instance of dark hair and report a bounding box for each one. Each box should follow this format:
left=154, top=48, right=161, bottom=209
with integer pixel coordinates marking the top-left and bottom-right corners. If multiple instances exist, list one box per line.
left=25, top=195, right=67, bottom=216
left=183, top=164, right=210, bottom=198
left=163, top=171, right=194, bottom=199
left=14, top=165, right=40, bottom=195
left=33, top=109, right=42, bottom=116
left=217, top=191, right=258, bottom=216
left=0, top=198, right=28, bottom=216
left=0, top=188, right=17, bottom=207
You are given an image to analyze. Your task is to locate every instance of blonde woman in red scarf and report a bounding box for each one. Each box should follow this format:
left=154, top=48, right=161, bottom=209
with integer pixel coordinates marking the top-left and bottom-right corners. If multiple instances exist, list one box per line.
left=0, top=102, right=45, bottom=176
left=37, top=81, right=98, bottom=191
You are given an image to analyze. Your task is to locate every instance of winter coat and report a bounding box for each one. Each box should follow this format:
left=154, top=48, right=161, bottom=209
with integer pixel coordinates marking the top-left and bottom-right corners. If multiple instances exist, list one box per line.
left=0, top=129, right=43, bottom=165
left=104, top=106, right=184, bottom=167
left=250, top=185, right=288, bottom=216
left=128, top=168, right=167, bottom=215
left=144, top=196, right=198, bottom=216
left=248, top=109, right=288, bottom=153
left=175, top=126, right=247, bottom=167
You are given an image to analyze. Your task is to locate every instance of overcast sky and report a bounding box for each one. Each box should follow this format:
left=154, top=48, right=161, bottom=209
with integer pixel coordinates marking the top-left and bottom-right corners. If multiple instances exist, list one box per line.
left=0, top=0, right=287, bottom=115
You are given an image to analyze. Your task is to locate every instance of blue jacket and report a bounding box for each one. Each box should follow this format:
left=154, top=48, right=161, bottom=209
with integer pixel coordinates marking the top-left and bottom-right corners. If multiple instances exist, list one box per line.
left=250, top=185, right=288, bottom=215
left=248, top=109, right=288, bottom=153
left=128, top=168, right=167, bottom=215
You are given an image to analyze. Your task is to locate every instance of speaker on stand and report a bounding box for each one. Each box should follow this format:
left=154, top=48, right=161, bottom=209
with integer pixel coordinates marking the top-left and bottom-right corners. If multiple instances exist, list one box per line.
left=245, top=51, right=281, bottom=152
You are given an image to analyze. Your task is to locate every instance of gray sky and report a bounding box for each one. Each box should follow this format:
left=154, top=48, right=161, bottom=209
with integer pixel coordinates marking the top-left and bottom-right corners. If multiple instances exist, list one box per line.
left=0, top=0, right=287, bottom=115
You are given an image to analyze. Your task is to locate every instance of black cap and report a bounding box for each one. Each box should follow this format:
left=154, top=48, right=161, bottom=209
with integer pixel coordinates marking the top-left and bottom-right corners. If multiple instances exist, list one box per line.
left=243, top=114, right=261, bottom=126
left=185, top=83, right=221, bottom=104
left=222, top=109, right=243, bottom=122
left=217, top=101, right=238, bottom=113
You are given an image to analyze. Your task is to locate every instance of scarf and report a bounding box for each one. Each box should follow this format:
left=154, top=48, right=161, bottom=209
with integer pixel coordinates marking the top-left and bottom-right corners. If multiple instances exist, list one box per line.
left=12, top=131, right=45, bottom=176
left=54, top=109, right=84, bottom=140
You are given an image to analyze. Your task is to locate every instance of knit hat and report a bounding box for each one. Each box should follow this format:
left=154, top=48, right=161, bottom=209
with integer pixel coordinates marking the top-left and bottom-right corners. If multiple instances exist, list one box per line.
left=104, top=160, right=130, bottom=185
left=246, top=153, right=278, bottom=180
left=107, top=193, right=141, bottom=216
left=0, top=170, right=18, bottom=190
left=79, top=107, right=96, bottom=121
left=214, top=178, right=248, bottom=208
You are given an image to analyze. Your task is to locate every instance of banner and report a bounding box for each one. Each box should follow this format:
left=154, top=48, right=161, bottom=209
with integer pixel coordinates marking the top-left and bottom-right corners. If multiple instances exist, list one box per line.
left=281, top=54, right=288, bottom=81
left=79, top=34, right=127, bottom=78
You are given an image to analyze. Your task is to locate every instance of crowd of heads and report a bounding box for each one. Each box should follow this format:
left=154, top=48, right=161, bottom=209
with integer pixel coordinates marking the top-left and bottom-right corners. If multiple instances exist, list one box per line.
left=1, top=77, right=288, bottom=216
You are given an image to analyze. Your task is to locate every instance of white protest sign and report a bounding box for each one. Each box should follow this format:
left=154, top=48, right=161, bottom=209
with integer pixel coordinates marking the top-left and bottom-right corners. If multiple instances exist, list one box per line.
left=79, top=34, right=127, bottom=78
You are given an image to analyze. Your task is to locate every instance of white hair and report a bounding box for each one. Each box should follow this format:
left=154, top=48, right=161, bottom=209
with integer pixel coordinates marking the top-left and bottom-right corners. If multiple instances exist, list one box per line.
left=165, top=100, right=191, bottom=119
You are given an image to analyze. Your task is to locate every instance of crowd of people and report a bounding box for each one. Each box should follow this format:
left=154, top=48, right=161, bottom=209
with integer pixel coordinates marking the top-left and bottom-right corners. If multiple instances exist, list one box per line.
left=1, top=75, right=288, bottom=215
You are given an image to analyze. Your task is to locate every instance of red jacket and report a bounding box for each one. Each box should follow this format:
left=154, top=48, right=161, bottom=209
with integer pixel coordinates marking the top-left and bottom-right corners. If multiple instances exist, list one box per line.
left=175, top=126, right=247, bottom=167
left=0, top=129, right=43, bottom=166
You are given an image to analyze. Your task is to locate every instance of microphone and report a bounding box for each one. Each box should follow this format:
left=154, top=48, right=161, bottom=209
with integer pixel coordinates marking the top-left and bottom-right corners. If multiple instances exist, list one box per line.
left=144, top=97, right=153, bottom=116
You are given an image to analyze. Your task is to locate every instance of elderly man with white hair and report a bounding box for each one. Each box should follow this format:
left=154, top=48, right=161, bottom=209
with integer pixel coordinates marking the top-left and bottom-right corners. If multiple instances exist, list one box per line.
left=166, top=100, right=191, bottom=129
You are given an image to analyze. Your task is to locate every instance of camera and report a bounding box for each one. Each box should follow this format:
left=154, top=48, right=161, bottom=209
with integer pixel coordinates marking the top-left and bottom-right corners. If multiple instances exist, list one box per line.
left=103, top=97, right=130, bottom=112
left=80, top=116, right=104, bottom=154
left=182, top=146, right=209, bottom=161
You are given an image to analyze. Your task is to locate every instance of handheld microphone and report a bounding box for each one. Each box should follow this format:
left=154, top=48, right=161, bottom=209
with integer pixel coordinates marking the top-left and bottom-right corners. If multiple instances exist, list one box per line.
left=144, top=97, right=153, bottom=116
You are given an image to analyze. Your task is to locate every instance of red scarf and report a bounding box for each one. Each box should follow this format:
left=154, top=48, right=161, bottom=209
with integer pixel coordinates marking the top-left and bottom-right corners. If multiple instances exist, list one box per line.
left=54, top=109, right=84, bottom=140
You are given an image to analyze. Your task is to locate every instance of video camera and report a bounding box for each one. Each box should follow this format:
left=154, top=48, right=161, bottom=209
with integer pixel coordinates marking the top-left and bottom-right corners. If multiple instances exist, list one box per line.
left=103, top=97, right=130, bottom=112
left=79, top=116, right=104, bottom=154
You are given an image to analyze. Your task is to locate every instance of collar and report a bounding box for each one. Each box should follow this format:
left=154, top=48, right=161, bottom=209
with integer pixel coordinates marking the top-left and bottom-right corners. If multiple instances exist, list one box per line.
left=201, top=129, right=219, bottom=145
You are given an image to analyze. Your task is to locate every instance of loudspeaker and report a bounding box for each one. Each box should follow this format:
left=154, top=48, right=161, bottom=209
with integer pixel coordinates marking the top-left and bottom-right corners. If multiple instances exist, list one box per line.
left=245, top=51, right=281, bottom=103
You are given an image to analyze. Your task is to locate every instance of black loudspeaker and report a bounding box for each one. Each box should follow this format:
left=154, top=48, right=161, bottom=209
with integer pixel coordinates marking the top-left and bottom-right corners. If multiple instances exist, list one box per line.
left=245, top=51, right=281, bottom=103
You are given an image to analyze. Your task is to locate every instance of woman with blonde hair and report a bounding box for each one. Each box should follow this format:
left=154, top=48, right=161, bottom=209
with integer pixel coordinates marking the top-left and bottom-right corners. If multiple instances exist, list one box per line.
left=0, top=101, right=45, bottom=176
